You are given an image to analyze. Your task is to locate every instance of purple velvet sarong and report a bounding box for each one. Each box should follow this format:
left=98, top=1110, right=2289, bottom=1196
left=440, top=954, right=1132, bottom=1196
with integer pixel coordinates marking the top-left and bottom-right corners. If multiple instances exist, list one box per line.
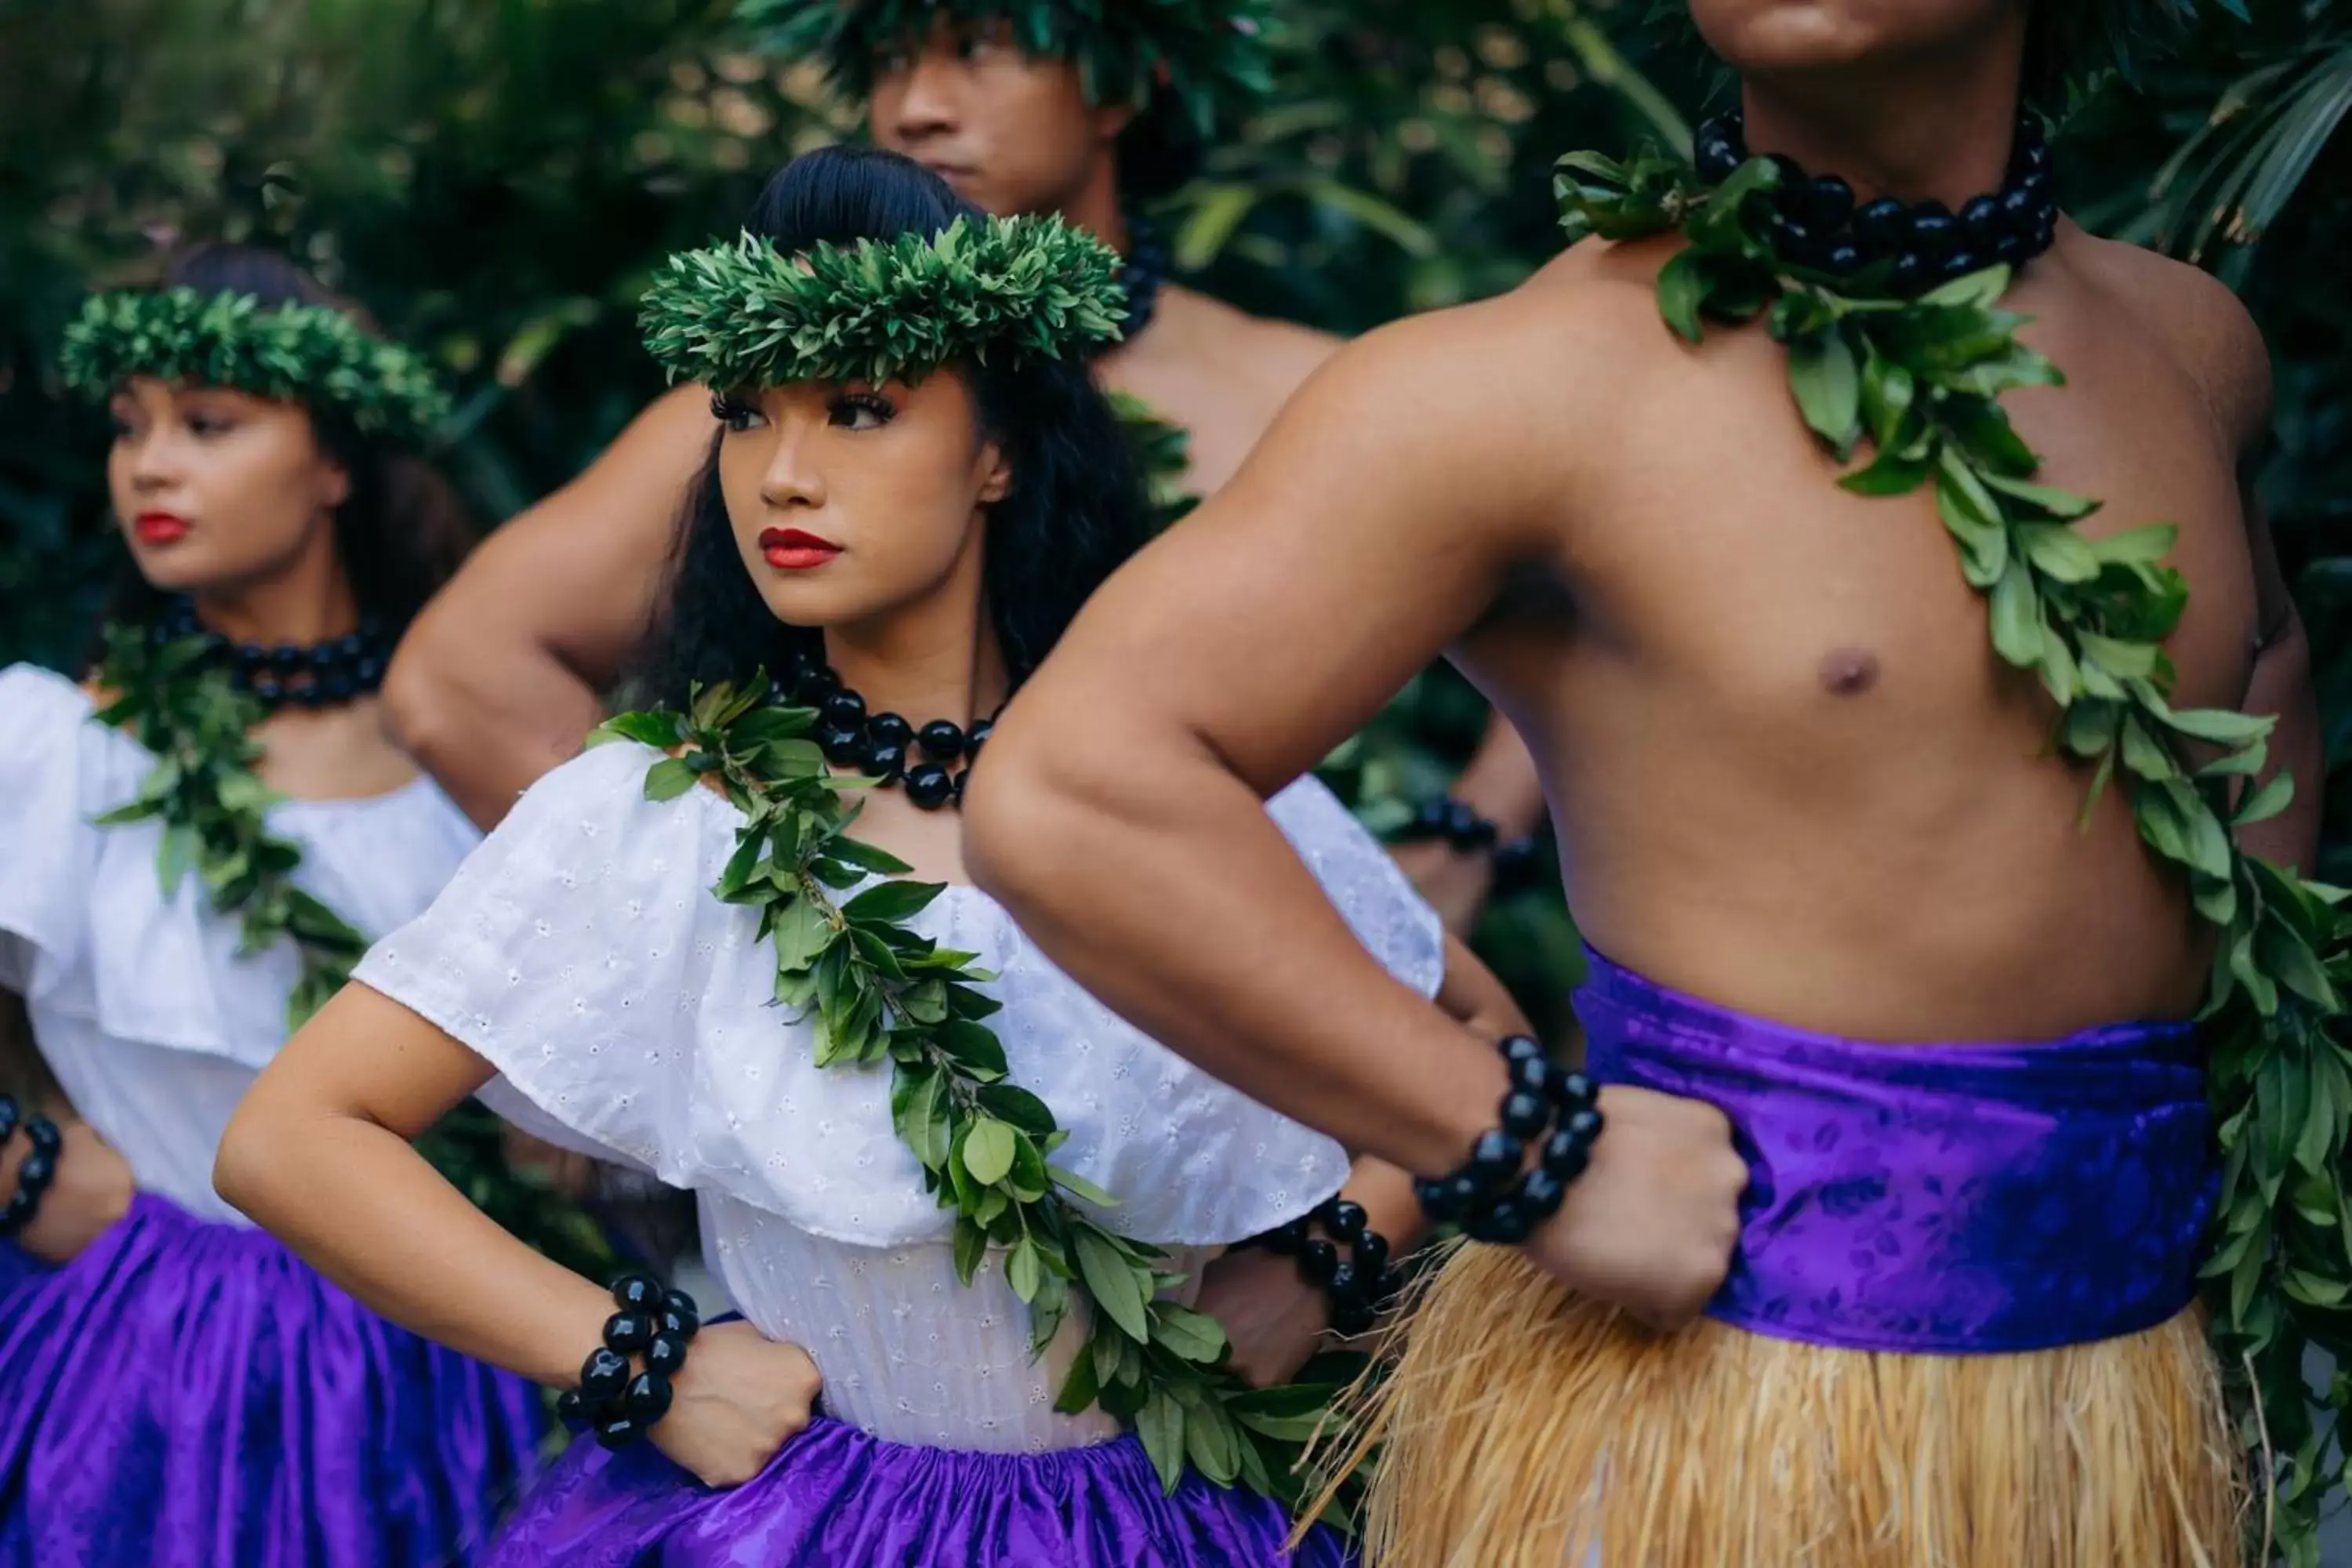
left=0, top=1193, right=545, bottom=1567
left=488, top=1414, right=1353, bottom=1568
left=1577, top=946, right=2216, bottom=1353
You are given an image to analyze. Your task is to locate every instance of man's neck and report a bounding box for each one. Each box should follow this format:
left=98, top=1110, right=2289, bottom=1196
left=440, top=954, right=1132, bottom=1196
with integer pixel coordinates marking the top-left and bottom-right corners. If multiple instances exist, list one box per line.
left=1737, top=20, right=2029, bottom=210
left=1051, top=158, right=1129, bottom=255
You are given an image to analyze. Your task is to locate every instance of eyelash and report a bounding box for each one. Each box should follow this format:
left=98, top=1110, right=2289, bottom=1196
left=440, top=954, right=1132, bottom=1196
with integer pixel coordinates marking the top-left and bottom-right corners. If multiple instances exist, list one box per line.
left=712, top=393, right=760, bottom=433
left=831, top=392, right=895, bottom=429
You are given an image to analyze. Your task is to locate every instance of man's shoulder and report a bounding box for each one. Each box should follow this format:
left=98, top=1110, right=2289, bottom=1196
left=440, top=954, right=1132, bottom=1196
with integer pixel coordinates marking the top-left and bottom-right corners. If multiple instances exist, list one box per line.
left=1159, top=286, right=1341, bottom=401
left=2069, top=230, right=2271, bottom=447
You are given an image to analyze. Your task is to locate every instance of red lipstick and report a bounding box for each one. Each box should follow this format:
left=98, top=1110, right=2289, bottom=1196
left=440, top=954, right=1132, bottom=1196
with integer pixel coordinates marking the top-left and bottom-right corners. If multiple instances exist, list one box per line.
left=760, top=526, right=840, bottom=571
left=132, top=511, right=189, bottom=545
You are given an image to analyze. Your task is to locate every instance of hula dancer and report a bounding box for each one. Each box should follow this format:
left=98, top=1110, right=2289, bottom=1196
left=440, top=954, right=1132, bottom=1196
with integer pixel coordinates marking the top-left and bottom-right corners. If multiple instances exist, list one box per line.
left=0, top=246, right=544, bottom=1564
left=219, top=148, right=1523, bottom=1564
left=379, top=0, right=1541, bottom=941
left=967, top=2, right=2341, bottom=1563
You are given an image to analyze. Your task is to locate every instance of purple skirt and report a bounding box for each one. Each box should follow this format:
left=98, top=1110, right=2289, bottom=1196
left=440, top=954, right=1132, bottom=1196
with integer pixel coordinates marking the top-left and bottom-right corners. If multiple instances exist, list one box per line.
left=0, top=1193, right=546, bottom=1566
left=490, top=1414, right=1354, bottom=1567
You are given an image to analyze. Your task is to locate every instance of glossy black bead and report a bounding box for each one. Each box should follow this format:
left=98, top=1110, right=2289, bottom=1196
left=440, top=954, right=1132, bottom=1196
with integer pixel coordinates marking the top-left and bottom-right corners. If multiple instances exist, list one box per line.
left=1300, top=1239, right=1341, bottom=1284
left=1267, top=1217, right=1309, bottom=1255
left=1693, top=123, right=1742, bottom=183
left=1325, top=1200, right=1368, bottom=1243
left=595, top=1414, right=651, bottom=1450
left=904, top=764, right=956, bottom=810
left=1492, top=837, right=1543, bottom=891
left=1940, top=248, right=1985, bottom=281
left=1327, top=1261, right=1362, bottom=1305
left=658, top=1308, right=695, bottom=1341
left=1762, top=153, right=1804, bottom=191
left=612, top=1274, right=662, bottom=1312
left=1, top=1189, right=33, bottom=1232
left=603, top=1311, right=656, bottom=1354
left=953, top=771, right=968, bottom=804
left=1414, top=1174, right=1474, bottom=1221
left=270, top=644, right=305, bottom=674
left=916, top=720, right=965, bottom=760
left=319, top=672, right=356, bottom=703
left=965, top=719, right=993, bottom=755
left=15, top=1150, right=53, bottom=1192
left=1352, top=1230, right=1391, bottom=1279
left=1769, top=212, right=1820, bottom=264
left=554, top=1388, right=589, bottom=1427
left=1519, top=1166, right=1568, bottom=1218
left=1958, top=194, right=2002, bottom=242
left=1540, top=1129, right=1593, bottom=1185
left=1331, top=1300, right=1377, bottom=1338
left=24, top=1117, right=60, bottom=1156
left=1506, top=1052, right=1552, bottom=1097
left=645, top=1332, right=690, bottom=1377
left=1824, top=241, right=1865, bottom=276
left=1804, top=174, right=1855, bottom=231
left=1375, top=1269, right=1410, bottom=1306
left=1997, top=182, right=2042, bottom=232
left=1906, top=202, right=1956, bottom=250
left=1850, top=196, right=1908, bottom=248
left=868, top=712, right=913, bottom=749
left=863, top=740, right=909, bottom=784
left=249, top=674, right=284, bottom=704
left=2012, top=132, right=2051, bottom=176
left=578, top=1345, right=633, bottom=1400
left=1499, top=1091, right=1552, bottom=1139
left=1465, top=1129, right=1524, bottom=1185
left=1561, top=1106, right=1605, bottom=1145
left=1993, top=230, right=2030, bottom=264
left=819, top=690, right=866, bottom=730
left=1470, top=1196, right=1534, bottom=1245
left=622, top=1370, right=674, bottom=1422
left=817, top=725, right=867, bottom=767
left=1442, top=799, right=1493, bottom=848
left=0, top=1094, right=19, bottom=1145
left=1549, top=1070, right=1596, bottom=1111
left=1409, top=798, right=1451, bottom=837
left=1888, top=253, right=1929, bottom=296
left=1500, top=1034, right=1546, bottom=1066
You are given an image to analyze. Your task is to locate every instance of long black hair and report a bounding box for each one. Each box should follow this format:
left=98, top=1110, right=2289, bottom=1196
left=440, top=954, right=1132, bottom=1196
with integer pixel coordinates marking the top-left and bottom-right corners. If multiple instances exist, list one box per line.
left=635, top=146, right=1151, bottom=709
left=92, top=243, right=475, bottom=657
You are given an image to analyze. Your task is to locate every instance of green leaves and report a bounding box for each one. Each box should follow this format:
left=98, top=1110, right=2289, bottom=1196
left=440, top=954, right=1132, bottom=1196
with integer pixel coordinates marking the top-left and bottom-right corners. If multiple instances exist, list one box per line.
left=1635, top=146, right=2352, bottom=1562
left=637, top=677, right=1342, bottom=1512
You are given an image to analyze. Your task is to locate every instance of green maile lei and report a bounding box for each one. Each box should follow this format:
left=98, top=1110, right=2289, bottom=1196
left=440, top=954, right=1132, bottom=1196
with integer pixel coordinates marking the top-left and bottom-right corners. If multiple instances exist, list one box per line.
left=591, top=680, right=1360, bottom=1524
left=60, top=289, right=449, bottom=448
left=737, top=0, right=1275, bottom=140
left=1555, top=145, right=2352, bottom=1557
left=87, top=622, right=615, bottom=1279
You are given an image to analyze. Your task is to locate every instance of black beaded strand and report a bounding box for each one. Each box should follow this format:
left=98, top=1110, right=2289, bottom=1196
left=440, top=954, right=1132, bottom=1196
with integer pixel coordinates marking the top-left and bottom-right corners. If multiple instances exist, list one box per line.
left=153, top=595, right=393, bottom=715
left=782, top=652, right=992, bottom=812
left=0, top=1098, right=64, bottom=1242
left=1116, top=212, right=1169, bottom=340
left=1395, top=796, right=1549, bottom=896
left=1248, top=1195, right=1409, bottom=1338
left=557, top=1273, right=702, bottom=1448
left=1691, top=111, right=2059, bottom=295
left=1414, top=1035, right=1606, bottom=1244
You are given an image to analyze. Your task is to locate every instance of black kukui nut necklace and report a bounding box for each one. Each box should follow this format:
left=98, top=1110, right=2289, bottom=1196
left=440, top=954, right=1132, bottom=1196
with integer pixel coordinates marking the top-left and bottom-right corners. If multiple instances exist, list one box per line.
left=782, top=652, right=991, bottom=812
left=1693, top=111, right=2059, bottom=296
left=154, top=594, right=392, bottom=714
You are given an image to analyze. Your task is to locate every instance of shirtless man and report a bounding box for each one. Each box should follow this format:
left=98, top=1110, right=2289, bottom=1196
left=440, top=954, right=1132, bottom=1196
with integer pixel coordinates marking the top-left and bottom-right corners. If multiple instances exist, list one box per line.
left=385, top=0, right=1540, bottom=875
left=967, top=2, right=2321, bottom=1561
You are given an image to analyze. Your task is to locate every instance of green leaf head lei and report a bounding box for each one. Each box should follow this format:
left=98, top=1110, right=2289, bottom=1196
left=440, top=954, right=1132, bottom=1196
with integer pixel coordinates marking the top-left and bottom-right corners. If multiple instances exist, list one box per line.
left=60, top=287, right=451, bottom=448
left=638, top=212, right=1127, bottom=390
left=736, top=0, right=1276, bottom=140
left=1557, top=132, right=2351, bottom=1559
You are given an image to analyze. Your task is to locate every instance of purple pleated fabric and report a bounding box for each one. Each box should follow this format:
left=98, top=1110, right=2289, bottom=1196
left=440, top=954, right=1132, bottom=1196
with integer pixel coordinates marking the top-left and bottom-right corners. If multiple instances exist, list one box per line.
left=0, top=1194, right=546, bottom=1567
left=489, top=1415, right=1354, bottom=1567
left=1577, top=946, right=2216, bottom=1354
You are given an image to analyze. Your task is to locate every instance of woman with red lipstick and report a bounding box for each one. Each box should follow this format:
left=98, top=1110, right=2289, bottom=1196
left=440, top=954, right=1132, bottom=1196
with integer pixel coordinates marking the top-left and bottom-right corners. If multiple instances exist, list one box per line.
left=216, top=147, right=1526, bottom=1565
left=0, top=245, right=543, bottom=1565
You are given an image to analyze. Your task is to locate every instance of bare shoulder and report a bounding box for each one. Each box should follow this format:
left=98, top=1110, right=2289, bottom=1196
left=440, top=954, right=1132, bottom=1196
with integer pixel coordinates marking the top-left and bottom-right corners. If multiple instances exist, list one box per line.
left=1156, top=285, right=1341, bottom=404
left=2067, top=231, right=2271, bottom=449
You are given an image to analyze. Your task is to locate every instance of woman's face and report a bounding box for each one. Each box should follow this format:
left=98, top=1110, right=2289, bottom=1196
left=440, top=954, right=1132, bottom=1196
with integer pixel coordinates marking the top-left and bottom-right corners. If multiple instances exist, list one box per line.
left=106, top=376, right=350, bottom=596
left=715, top=371, right=1011, bottom=633
left=869, top=16, right=1131, bottom=218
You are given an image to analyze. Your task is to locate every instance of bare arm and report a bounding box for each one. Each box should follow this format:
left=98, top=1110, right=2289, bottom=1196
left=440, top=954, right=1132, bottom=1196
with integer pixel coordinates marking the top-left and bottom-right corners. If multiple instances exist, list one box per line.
left=969, top=307, right=1563, bottom=1178
left=383, top=387, right=715, bottom=829
left=215, top=982, right=610, bottom=1382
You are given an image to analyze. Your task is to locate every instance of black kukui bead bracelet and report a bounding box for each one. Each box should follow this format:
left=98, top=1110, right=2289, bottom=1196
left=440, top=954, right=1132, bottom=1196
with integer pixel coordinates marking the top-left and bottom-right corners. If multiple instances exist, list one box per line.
left=557, top=1272, right=702, bottom=1448
left=0, top=1101, right=64, bottom=1242
left=1414, top=1034, right=1605, bottom=1244
left=1249, top=1194, right=1410, bottom=1339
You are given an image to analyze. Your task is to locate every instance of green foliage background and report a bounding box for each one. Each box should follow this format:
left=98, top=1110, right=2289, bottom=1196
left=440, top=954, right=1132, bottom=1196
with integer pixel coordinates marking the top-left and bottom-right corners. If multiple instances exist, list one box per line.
left=2, top=0, right=2346, bottom=1039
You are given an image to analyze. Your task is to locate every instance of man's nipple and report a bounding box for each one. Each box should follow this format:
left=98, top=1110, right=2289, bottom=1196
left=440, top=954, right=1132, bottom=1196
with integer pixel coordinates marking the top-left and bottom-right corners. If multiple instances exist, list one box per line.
left=1819, top=647, right=1881, bottom=697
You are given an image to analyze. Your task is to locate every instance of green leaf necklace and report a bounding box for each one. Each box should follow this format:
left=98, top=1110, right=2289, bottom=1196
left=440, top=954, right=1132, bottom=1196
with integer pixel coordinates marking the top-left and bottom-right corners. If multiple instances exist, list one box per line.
left=1555, top=136, right=2352, bottom=1558
left=87, top=618, right=616, bottom=1279
left=594, top=677, right=1360, bottom=1526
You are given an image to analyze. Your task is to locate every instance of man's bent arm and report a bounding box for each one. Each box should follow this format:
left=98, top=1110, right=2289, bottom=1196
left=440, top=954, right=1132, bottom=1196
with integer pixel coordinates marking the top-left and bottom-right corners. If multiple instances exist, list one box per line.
left=384, top=387, right=714, bottom=828
left=967, top=299, right=1595, bottom=1176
